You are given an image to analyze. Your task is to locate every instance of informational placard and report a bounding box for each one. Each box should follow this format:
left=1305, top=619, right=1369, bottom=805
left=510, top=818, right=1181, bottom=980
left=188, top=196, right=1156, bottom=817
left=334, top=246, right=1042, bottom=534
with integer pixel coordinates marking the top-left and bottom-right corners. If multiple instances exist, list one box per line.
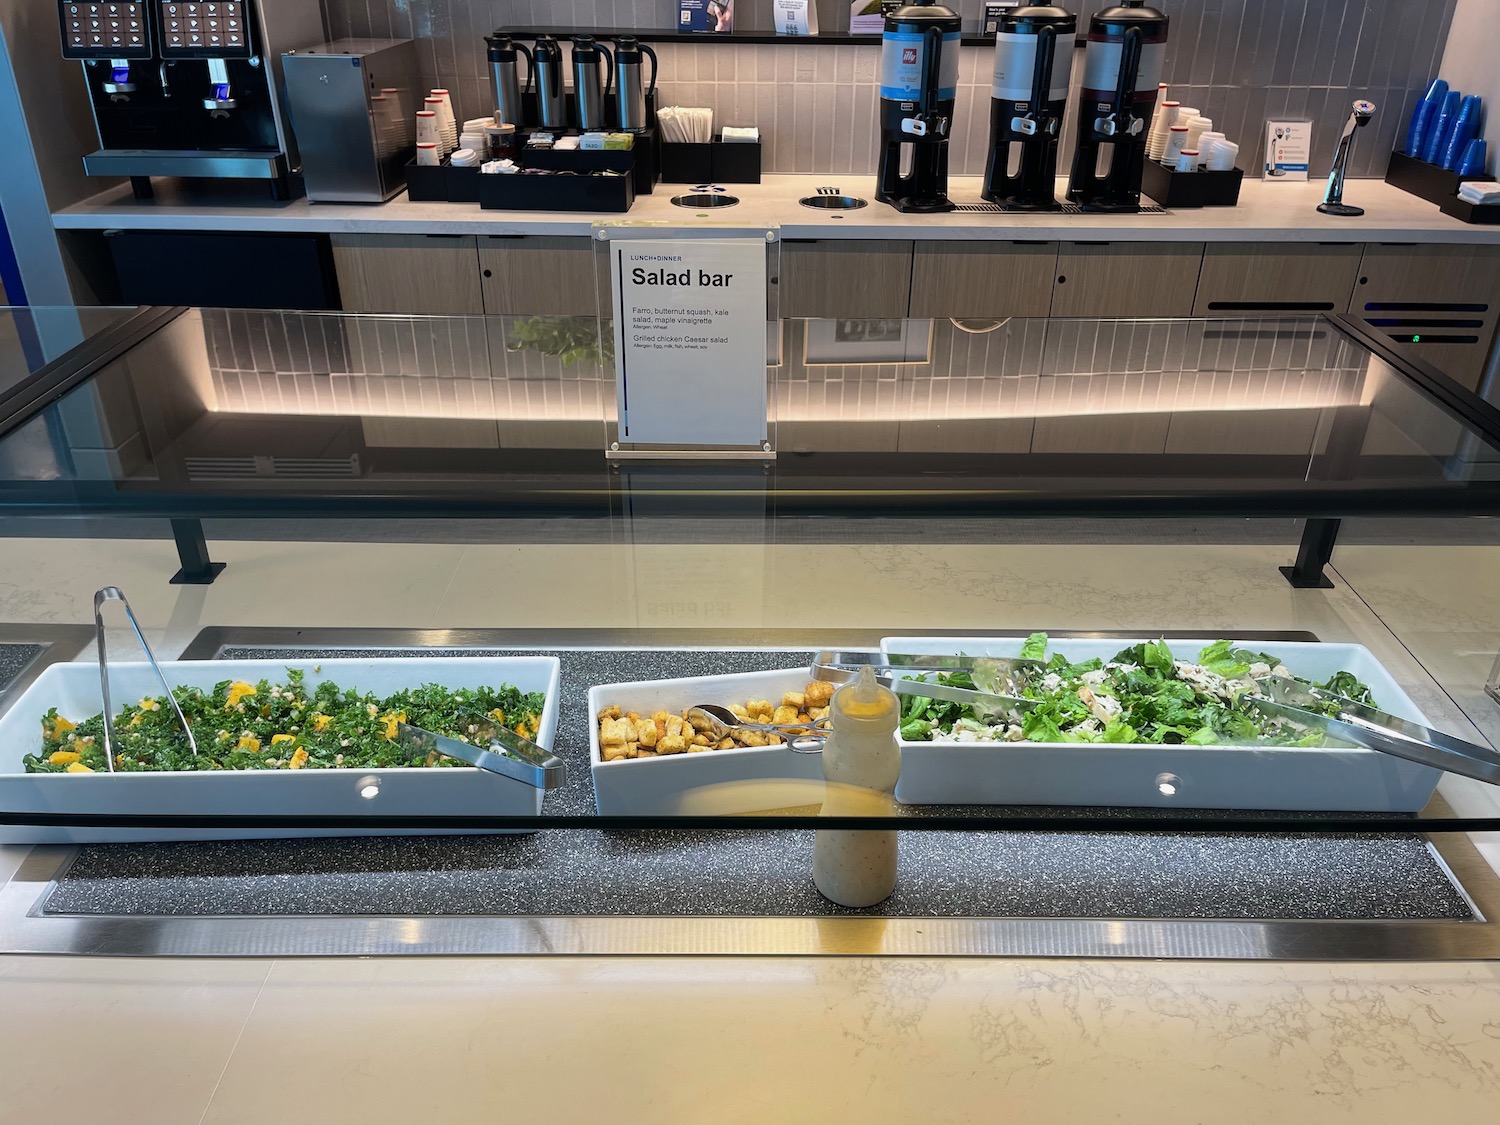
left=610, top=237, right=769, bottom=448
left=774, top=0, right=818, bottom=36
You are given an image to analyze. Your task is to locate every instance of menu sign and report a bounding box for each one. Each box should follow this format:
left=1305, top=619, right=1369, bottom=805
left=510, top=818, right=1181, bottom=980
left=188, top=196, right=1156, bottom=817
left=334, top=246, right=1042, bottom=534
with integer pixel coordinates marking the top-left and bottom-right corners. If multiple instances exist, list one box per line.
left=609, top=237, right=768, bottom=448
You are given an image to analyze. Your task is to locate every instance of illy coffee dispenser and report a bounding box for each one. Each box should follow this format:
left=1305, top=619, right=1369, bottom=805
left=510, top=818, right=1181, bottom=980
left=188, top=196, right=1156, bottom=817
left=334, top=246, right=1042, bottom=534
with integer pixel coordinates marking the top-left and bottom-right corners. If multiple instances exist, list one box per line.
left=982, top=5, right=1076, bottom=211
left=875, top=2, right=961, bottom=214
left=61, top=0, right=322, bottom=199
left=1066, top=0, right=1169, bottom=212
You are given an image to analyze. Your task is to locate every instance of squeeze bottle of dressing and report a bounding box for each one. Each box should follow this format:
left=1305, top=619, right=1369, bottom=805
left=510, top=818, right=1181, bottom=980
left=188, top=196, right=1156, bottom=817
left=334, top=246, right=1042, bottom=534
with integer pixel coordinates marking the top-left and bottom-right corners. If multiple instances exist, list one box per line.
left=812, top=665, right=901, bottom=908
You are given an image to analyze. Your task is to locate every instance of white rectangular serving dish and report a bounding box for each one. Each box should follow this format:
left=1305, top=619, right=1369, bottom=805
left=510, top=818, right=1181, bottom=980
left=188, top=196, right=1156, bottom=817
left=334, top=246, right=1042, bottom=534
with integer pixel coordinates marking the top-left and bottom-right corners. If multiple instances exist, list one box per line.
left=588, top=669, right=826, bottom=816
left=881, top=637, right=1442, bottom=812
left=0, top=656, right=560, bottom=843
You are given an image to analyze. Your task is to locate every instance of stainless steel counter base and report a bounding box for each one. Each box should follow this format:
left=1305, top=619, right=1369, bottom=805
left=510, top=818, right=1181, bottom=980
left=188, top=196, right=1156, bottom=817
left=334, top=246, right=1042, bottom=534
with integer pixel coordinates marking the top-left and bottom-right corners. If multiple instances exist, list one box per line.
left=1, top=836, right=1497, bottom=959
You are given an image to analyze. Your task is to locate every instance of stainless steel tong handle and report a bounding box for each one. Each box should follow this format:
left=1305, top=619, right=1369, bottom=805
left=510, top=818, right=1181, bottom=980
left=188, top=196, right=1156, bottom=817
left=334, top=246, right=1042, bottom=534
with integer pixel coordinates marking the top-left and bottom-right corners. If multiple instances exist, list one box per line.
left=93, top=586, right=198, bottom=773
left=397, top=712, right=567, bottom=790
left=1249, top=677, right=1500, bottom=785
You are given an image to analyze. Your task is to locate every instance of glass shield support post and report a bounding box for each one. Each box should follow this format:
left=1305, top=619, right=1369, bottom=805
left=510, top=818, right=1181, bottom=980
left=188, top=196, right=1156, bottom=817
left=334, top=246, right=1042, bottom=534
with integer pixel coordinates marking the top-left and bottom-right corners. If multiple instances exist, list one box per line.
left=594, top=221, right=780, bottom=459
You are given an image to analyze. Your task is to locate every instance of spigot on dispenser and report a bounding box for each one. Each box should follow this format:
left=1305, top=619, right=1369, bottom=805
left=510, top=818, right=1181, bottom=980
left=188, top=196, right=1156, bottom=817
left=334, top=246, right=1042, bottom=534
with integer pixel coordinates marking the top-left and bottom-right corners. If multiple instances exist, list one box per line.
left=1318, top=100, right=1377, bottom=217
left=202, top=58, right=236, bottom=111
left=102, top=59, right=135, bottom=97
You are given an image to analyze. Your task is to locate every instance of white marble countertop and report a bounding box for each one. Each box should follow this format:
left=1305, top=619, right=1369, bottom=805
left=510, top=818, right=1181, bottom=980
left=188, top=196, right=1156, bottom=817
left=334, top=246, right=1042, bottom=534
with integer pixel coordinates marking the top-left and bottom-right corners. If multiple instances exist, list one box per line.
left=51, top=174, right=1500, bottom=243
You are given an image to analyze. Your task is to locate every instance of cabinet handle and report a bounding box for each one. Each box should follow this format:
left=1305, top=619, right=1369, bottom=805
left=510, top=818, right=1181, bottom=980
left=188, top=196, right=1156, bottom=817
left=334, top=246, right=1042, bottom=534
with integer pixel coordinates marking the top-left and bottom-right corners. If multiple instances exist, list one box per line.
left=1057, top=275, right=1067, bottom=284
left=483, top=269, right=493, bottom=278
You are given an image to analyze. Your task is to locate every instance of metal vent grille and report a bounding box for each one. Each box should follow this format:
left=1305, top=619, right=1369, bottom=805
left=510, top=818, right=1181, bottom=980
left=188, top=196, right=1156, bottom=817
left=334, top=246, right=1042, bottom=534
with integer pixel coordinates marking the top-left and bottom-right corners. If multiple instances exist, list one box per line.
left=186, top=455, right=361, bottom=480
left=1359, top=301, right=1490, bottom=348
left=952, top=202, right=1168, bottom=215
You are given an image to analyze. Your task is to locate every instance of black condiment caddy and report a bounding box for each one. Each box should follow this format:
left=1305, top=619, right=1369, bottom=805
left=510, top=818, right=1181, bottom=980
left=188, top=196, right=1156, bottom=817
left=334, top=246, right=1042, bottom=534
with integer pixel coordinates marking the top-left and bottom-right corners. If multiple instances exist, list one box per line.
left=1384, top=149, right=1500, bottom=224
left=1140, top=161, right=1243, bottom=208
left=659, top=134, right=762, bottom=184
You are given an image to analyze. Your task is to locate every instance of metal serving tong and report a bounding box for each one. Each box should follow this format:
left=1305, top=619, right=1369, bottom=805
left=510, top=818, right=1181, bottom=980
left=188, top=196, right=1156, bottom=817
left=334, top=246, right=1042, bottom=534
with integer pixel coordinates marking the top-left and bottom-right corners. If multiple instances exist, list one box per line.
left=811, top=650, right=1039, bottom=719
left=686, top=704, right=830, bottom=754
left=94, top=586, right=199, bottom=773
left=1247, top=676, right=1500, bottom=785
left=396, top=711, right=567, bottom=790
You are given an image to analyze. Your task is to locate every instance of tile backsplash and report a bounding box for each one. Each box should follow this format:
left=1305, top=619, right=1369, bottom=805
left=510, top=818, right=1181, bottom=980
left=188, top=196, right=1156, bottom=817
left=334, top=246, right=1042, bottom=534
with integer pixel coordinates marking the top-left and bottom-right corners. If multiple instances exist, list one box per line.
left=326, top=0, right=1456, bottom=180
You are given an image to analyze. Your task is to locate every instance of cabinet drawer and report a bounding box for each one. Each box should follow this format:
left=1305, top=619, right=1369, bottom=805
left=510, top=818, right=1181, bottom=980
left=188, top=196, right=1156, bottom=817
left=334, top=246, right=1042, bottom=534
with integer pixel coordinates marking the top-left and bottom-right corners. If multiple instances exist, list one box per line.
left=909, top=241, right=1056, bottom=318
left=479, top=236, right=603, bottom=316
left=331, top=234, right=482, bottom=315
left=780, top=240, right=914, bottom=319
left=1051, top=243, right=1203, bottom=318
left=1353, top=244, right=1500, bottom=392
left=1194, top=244, right=1361, bottom=315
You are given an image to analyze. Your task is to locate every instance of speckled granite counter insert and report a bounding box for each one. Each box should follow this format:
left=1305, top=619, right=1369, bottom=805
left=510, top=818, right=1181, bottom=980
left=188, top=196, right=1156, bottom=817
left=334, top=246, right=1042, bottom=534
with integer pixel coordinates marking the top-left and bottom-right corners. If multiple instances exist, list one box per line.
left=0, top=644, right=43, bottom=694
left=38, top=646, right=1474, bottom=922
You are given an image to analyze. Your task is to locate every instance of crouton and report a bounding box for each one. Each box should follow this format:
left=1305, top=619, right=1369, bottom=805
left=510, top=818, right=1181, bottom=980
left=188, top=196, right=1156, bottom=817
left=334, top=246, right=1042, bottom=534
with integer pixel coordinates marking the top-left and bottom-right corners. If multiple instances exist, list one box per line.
left=804, top=681, right=835, bottom=708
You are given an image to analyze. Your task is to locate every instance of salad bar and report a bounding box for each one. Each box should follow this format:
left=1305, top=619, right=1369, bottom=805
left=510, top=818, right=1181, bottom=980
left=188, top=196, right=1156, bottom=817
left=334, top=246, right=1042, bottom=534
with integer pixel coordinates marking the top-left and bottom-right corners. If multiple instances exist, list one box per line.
left=0, top=626, right=1497, bottom=960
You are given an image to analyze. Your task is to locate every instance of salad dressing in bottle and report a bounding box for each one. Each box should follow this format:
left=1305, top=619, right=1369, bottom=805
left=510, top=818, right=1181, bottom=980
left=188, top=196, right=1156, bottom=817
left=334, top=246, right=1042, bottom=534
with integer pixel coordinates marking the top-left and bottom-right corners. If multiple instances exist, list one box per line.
left=812, top=665, right=901, bottom=908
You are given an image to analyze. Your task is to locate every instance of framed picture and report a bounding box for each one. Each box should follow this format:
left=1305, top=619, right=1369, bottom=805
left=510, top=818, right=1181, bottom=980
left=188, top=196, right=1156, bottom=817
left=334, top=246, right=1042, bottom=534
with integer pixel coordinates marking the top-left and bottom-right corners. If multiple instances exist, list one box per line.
left=802, top=318, right=933, bottom=365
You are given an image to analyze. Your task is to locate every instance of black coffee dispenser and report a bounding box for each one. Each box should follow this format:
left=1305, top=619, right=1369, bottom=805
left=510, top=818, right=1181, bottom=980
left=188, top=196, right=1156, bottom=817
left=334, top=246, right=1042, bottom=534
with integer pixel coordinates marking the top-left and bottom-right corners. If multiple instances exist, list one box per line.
left=61, top=0, right=320, bottom=199
left=875, top=2, right=961, bottom=214
left=982, top=5, right=1076, bottom=211
left=1066, top=0, right=1169, bottom=213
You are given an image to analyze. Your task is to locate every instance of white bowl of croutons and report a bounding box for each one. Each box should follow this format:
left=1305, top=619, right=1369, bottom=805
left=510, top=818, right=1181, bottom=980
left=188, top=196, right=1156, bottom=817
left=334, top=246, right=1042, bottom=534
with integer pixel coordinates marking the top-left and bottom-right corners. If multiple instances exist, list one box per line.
left=587, top=669, right=833, bottom=816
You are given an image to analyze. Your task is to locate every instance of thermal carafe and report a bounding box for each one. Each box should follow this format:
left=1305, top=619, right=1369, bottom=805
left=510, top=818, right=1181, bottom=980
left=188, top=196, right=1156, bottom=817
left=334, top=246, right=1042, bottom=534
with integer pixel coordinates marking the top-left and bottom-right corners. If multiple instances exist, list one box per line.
left=533, top=35, right=566, bottom=129
left=1066, top=0, right=1169, bottom=213
left=614, top=36, right=658, bottom=132
left=571, top=35, right=613, bottom=131
left=875, top=2, right=962, bottom=214
left=982, top=5, right=1076, bottom=211
left=487, top=33, right=533, bottom=126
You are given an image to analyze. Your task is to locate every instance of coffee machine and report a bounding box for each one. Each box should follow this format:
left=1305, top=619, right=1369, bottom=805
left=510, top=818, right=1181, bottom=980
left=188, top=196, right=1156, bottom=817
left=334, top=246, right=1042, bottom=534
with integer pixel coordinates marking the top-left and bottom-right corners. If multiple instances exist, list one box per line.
left=62, top=0, right=322, bottom=199
left=875, top=2, right=961, bottom=214
left=982, top=5, right=1076, bottom=211
left=1066, top=0, right=1169, bottom=212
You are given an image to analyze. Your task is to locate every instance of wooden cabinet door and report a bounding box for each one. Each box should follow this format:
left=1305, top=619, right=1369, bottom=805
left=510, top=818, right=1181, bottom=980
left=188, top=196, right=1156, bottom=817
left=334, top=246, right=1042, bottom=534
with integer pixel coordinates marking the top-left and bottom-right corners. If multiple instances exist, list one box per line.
left=779, top=240, right=914, bottom=319
left=331, top=234, right=483, bottom=314
left=1352, top=244, right=1500, bottom=392
left=1194, top=243, right=1362, bottom=315
left=1050, top=243, right=1204, bottom=317
left=478, top=236, right=603, bottom=316
left=909, top=241, right=1057, bottom=318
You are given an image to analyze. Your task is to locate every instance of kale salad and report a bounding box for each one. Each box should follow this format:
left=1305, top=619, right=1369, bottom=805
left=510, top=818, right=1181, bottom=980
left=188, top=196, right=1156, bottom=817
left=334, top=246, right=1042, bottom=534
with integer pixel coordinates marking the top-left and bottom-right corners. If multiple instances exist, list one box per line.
left=898, top=634, right=1377, bottom=747
left=24, top=669, right=546, bottom=774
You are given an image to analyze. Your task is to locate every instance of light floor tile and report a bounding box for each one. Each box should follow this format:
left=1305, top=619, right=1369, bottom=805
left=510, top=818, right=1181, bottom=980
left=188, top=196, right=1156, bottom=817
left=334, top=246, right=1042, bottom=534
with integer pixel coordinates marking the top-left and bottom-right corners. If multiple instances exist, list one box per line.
left=0, top=956, right=271, bottom=1125
left=198, top=957, right=1500, bottom=1125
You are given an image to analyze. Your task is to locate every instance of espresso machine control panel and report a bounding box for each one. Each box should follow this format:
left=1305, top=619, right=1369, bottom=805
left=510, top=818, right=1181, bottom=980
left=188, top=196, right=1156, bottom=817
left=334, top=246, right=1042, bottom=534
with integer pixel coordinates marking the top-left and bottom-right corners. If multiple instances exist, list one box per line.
left=157, top=0, right=252, bottom=58
left=60, top=1, right=152, bottom=59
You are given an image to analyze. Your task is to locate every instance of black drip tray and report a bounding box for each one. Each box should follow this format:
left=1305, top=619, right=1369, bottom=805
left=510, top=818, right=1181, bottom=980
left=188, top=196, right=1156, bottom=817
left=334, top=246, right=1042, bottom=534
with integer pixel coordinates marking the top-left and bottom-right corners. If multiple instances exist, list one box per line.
left=36, top=645, right=1474, bottom=922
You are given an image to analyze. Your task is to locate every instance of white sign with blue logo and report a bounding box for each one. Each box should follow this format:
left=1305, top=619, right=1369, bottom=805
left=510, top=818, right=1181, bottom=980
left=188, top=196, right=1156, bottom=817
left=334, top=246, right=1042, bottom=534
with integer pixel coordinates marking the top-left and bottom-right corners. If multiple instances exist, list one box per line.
left=879, top=30, right=959, bottom=102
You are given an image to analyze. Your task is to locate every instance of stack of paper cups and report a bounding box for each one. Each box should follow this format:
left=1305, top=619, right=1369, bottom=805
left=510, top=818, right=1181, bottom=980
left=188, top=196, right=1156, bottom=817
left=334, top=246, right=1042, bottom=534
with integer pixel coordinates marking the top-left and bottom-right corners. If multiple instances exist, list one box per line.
left=1175, top=150, right=1199, bottom=173
left=1185, top=116, right=1212, bottom=152
left=1162, top=125, right=1190, bottom=166
left=416, top=142, right=440, bottom=167
left=1174, top=106, right=1199, bottom=128
left=428, top=90, right=457, bottom=153
left=416, top=110, right=440, bottom=148
left=1148, top=100, right=1181, bottom=160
